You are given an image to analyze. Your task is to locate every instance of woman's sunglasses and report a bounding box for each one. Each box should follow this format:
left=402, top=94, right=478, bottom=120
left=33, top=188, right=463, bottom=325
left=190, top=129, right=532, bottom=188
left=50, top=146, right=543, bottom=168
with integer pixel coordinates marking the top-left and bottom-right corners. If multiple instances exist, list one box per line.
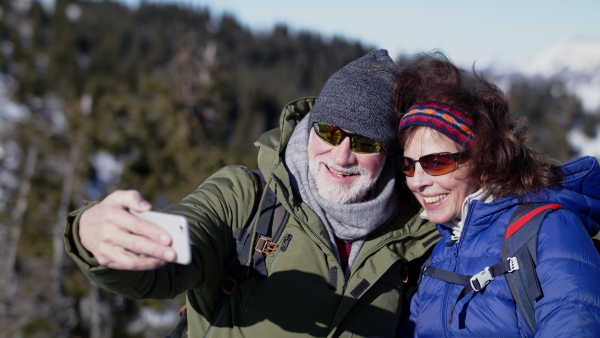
left=313, top=122, right=383, bottom=154
left=399, top=151, right=469, bottom=177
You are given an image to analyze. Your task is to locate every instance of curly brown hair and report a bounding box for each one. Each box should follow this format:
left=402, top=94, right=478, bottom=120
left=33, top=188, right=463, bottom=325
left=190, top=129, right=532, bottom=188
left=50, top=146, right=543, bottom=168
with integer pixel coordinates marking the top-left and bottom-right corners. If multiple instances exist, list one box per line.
left=394, top=51, right=563, bottom=199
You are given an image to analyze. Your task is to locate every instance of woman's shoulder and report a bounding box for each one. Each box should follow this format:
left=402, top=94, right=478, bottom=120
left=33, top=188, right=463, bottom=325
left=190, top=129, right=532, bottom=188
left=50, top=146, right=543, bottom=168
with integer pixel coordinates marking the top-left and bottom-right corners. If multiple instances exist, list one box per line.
left=538, top=208, right=599, bottom=264
left=540, top=207, right=587, bottom=235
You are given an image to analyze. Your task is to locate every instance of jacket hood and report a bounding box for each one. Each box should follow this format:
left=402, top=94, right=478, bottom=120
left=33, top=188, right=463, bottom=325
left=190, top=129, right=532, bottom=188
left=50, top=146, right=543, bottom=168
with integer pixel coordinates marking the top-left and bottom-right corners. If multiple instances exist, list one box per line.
left=485, top=156, right=600, bottom=237
left=552, top=156, right=600, bottom=236
left=254, top=97, right=316, bottom=207
left=255, top=97, right=316, bottom=165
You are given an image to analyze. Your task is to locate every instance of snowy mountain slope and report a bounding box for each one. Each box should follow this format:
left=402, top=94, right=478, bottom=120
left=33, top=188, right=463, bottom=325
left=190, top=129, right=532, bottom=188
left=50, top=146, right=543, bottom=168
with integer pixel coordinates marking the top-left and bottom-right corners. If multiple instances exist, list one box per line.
left=517, top=38, right=600, bottom=113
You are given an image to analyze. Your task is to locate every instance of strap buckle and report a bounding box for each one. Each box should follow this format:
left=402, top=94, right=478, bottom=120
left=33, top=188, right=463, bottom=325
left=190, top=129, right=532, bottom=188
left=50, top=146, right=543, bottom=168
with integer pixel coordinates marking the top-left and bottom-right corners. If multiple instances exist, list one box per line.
left=255, top=237, right=279, bottom=257
left=507, top=256, right=520, bottom=273
left=470, top=266, right=494, bottom=292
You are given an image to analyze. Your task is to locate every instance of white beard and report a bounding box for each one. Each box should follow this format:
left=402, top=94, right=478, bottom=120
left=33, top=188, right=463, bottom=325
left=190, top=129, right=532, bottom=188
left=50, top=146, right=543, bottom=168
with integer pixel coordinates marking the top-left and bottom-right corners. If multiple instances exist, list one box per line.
left=309, top=155, right=380, bottom=204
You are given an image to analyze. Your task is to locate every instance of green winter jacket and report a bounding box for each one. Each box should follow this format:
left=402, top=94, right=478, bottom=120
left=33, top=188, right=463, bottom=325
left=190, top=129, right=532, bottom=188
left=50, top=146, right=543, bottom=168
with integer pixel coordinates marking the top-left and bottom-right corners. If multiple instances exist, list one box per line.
left=64, top=97, right=439, bottom=337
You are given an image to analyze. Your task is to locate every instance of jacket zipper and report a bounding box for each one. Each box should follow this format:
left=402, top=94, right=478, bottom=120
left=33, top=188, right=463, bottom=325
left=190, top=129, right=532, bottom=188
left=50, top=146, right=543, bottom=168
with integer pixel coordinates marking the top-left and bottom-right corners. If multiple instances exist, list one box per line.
left=280, top=234, right=293, bottom=251
left=442, top=205, right=474, bottom=337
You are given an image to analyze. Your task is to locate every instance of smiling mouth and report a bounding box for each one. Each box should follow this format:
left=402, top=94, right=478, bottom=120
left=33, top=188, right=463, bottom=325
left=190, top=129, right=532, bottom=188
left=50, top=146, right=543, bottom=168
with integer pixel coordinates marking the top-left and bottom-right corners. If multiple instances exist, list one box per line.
left=423, top=194, right=448, bottom=204
left=326, top=164, right=358, bottom=177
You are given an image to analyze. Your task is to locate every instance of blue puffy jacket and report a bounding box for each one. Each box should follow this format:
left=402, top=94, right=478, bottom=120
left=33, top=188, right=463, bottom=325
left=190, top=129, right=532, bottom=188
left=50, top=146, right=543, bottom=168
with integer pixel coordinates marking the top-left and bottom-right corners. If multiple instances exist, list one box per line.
left=407, top=156, right=600, bottom=337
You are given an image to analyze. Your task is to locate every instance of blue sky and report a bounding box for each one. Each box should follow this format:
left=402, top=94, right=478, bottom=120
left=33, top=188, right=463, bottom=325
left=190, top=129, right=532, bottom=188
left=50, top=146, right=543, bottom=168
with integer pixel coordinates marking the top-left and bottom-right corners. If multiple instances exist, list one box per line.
left=126, top=0, right=600, bottom=70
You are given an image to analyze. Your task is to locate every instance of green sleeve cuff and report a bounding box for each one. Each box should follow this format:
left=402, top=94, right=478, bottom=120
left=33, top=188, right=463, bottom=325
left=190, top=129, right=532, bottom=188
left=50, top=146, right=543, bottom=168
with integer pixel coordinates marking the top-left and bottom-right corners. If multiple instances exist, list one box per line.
left=63, top=201, right=107, bottom=272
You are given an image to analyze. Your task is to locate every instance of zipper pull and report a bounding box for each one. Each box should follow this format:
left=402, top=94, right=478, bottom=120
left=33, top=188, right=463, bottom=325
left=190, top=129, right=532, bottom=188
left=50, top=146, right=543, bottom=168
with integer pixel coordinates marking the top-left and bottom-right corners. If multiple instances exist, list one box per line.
left=280, top=234, right=293, bottom=252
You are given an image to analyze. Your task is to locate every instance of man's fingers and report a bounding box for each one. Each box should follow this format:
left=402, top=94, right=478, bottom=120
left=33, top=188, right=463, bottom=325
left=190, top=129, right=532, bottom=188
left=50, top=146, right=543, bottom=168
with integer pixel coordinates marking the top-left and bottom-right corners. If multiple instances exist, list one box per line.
left=78, top=190, right=176, bottom=269
left=105, top=189, right=152, bottom=212
left=116, top=211, right=173, bottom=246
left=95, top=245, right=169, bottom=270
left=105, top=230, right=176, bottom=263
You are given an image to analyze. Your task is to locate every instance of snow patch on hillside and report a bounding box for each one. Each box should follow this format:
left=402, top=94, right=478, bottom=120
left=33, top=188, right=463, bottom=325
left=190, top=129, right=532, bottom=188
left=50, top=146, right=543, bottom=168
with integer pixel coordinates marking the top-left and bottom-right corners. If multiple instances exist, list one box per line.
left=518, top=38, right=600, bottom=112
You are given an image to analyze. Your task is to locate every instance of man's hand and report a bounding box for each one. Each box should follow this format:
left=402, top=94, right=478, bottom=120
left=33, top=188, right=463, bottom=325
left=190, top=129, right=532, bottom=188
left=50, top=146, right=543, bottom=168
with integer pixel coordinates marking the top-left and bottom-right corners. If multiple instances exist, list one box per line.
left=79, top=190, right=177, bottom=270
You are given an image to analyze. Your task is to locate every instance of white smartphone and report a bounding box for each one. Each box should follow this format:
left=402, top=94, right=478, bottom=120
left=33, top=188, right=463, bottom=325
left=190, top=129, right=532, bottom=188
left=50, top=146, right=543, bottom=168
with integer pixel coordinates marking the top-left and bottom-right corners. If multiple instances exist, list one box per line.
left=130, top=210, right=191, bottom=265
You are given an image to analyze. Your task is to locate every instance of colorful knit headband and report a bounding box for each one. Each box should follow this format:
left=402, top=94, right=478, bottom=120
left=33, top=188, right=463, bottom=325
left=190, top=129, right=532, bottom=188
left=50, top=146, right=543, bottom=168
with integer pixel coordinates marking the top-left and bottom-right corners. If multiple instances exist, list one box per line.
left=398, top=102, right=475, bottom=148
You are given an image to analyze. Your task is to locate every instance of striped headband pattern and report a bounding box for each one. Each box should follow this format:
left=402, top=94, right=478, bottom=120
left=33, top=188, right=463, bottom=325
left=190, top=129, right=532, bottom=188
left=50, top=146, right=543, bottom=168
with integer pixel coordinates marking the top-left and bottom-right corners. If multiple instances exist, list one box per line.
left=398, top=102, right=475, bottom=148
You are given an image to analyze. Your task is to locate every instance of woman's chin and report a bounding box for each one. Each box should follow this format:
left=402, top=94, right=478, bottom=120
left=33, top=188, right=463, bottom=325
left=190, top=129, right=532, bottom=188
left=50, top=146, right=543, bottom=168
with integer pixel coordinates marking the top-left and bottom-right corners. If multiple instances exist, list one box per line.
left=424, top=210, right=454, bottom=224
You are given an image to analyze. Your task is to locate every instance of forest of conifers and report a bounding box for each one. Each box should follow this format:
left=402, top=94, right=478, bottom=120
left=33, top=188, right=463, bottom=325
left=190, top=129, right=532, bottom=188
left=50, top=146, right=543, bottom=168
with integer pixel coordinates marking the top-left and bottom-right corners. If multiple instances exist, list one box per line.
left=0, top=0, right=597, bottom=337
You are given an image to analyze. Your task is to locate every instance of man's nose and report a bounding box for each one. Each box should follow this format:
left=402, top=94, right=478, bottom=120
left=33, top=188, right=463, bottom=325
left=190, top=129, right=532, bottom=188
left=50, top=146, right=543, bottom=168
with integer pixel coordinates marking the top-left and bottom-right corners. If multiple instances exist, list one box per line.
left=330, top=137, right=355, bottom=165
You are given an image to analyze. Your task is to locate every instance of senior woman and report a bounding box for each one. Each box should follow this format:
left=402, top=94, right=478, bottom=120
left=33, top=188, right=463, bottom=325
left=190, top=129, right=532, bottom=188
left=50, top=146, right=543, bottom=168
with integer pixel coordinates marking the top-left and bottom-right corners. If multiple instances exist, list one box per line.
left=394, top=52, right=600, bottom=337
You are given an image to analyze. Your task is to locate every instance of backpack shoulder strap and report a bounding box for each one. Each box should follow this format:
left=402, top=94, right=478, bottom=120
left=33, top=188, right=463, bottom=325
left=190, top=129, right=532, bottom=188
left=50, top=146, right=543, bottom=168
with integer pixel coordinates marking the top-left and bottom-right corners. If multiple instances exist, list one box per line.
left=244, top=170, right=290, bottom=278
left=503, top=202, right=562, bottom=334
left=231, top=170, right=289, bottom=279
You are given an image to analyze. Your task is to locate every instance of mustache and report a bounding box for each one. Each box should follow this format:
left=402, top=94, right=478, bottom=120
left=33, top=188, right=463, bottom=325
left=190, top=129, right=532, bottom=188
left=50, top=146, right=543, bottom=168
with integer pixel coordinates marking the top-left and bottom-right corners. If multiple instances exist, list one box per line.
left=314, top=154, right=367, bottom=176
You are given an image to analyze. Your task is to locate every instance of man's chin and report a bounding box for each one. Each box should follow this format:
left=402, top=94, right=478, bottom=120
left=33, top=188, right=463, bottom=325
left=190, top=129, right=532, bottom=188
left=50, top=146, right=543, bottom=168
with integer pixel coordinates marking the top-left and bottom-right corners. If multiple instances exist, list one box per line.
left=318, top=192, right=354, bottom=204
left=315, top=180, right=365, bottom=204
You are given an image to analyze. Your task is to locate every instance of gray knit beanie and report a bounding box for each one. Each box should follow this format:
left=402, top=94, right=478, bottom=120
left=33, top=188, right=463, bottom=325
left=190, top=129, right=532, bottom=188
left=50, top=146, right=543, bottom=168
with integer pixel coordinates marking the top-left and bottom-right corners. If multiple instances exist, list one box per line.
left=309, top=49, right=399, bottom=154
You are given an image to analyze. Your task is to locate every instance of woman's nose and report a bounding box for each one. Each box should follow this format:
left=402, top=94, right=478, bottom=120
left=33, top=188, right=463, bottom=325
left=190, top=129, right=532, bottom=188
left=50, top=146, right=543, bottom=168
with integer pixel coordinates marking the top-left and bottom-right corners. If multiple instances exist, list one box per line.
left=407, top=162, right=432, bottom=190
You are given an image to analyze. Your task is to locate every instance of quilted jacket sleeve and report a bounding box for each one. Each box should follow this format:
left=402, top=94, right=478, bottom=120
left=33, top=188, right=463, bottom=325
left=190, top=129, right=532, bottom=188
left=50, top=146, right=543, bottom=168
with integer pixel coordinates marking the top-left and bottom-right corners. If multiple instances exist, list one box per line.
left=534, top=209, right=600, bottom=337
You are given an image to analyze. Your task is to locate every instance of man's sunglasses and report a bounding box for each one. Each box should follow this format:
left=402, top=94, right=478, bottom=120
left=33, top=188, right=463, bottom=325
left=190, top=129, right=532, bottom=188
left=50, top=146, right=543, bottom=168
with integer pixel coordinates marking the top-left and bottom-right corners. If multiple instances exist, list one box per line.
left=313, top=122, right=383, bottom=154
left=399, top=151, right=469, bottom=177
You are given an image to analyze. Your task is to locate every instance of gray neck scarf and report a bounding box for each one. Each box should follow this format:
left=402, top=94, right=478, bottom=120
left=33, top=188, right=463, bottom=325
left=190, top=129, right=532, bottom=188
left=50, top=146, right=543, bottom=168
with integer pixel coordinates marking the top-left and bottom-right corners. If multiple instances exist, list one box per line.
left=285, top=114, right=397, bottom=249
